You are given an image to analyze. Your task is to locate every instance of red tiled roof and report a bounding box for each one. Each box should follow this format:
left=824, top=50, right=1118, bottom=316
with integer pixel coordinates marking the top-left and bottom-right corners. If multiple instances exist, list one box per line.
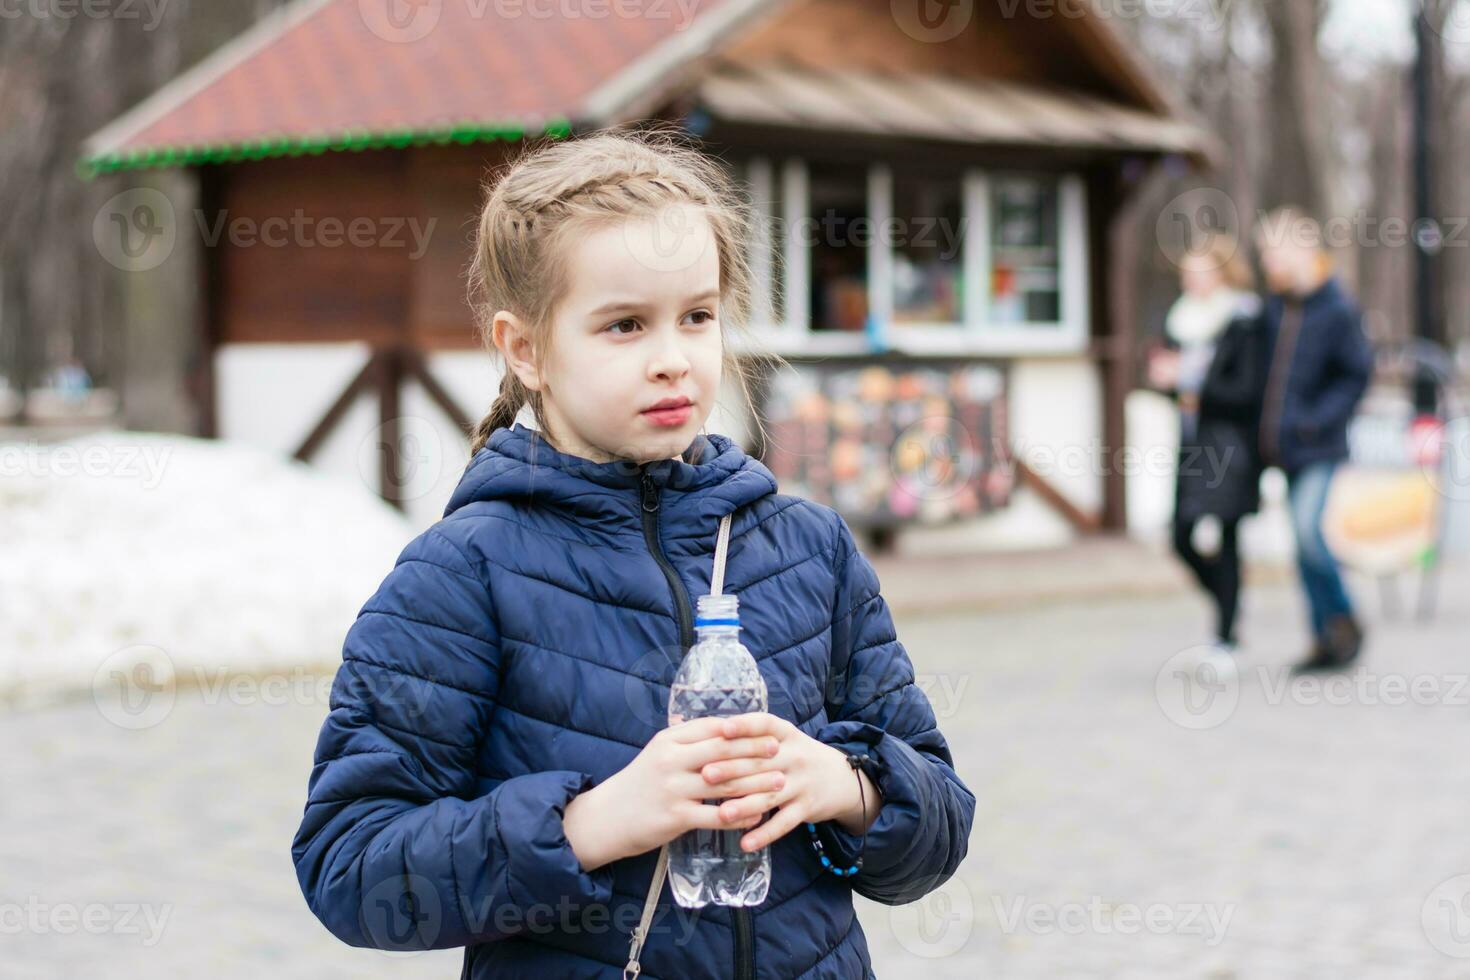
left=80, top=0, right=1201, bottom=176
left=81, top=0, right=743, bottom=173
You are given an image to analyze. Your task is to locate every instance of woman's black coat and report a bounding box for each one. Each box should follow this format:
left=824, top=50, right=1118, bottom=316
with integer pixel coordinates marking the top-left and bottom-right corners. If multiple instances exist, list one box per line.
left=1175, top=313, right=1268, bottom=524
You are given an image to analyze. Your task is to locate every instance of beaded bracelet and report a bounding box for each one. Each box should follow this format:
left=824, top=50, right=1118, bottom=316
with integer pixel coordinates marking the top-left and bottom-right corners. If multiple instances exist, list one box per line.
left=805, top=753, right=872, bottom=877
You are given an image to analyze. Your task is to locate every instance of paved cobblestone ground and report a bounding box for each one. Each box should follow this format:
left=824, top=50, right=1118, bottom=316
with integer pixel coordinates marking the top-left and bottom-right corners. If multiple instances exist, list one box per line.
left=5, top=570, right=1470, bottom=979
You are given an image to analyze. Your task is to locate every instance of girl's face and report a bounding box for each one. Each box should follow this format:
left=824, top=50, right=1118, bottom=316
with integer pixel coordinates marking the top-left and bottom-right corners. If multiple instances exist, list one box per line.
left=1179, top=255, right=1224, bottom=297
left=508, top=204, right=724, bottom=465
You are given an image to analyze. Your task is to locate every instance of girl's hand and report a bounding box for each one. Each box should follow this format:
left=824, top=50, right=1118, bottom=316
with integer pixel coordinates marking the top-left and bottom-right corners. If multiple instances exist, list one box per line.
left=563, top=716, right=787, bottom=870
left=701, top=713, right=881, bottom=854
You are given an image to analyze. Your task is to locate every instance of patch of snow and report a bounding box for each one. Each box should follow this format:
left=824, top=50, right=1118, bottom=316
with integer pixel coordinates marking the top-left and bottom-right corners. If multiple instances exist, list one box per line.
left=1, top=430, right=417, bottom=709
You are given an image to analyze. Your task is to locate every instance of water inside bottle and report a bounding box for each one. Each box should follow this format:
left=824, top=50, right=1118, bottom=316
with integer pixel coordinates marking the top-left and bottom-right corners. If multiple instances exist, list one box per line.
left=668, top=684, right=772, bottom=908
left=665, top=592, right=771, bottom=908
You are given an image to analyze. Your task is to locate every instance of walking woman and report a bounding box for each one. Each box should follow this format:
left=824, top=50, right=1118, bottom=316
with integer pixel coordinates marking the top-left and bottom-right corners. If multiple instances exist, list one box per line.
left=1149, top=237, right=1267, bottom=658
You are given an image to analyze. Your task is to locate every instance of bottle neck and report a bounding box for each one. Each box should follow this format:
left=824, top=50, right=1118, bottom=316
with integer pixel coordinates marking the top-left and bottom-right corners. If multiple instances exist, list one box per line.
left=695, top=624, right=740, bottom=641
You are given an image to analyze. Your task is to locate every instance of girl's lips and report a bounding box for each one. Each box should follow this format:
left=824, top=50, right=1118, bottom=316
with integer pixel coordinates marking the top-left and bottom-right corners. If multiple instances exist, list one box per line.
left=642, top=404, right=693, bottom=428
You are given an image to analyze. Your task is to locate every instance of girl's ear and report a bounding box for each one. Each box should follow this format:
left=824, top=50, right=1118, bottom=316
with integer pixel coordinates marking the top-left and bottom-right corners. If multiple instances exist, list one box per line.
left=492, top=310, right=544, bottom=392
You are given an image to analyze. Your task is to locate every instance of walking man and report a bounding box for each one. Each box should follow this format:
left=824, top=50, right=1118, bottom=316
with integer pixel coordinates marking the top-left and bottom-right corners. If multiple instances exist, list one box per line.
left=1254, top=207, right=1374, bottom=673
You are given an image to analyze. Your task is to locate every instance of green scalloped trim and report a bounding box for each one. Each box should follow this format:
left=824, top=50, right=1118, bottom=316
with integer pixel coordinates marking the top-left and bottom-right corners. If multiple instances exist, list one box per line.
left=75, top=118, right=572, bottom=180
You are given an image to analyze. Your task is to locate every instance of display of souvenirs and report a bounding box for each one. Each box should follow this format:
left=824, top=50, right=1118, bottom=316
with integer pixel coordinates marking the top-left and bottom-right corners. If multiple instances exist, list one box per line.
left=759, top=360, right=1014, bottom=526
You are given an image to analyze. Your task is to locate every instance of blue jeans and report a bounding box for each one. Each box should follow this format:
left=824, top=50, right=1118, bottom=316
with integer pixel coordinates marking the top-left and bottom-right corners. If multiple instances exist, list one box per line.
left=1286, top=461, right=1356, bottom=637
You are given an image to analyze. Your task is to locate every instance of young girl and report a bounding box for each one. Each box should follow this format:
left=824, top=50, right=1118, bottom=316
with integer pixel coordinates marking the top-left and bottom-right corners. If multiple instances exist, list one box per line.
left=291, top=129, right=975, bottom=979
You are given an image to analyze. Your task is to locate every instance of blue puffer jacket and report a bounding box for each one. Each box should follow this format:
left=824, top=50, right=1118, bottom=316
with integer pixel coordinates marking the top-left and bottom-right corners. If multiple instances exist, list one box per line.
left=292, top=422, right=975, bottom=979
left=1259, top=276, right=1374, bottom=474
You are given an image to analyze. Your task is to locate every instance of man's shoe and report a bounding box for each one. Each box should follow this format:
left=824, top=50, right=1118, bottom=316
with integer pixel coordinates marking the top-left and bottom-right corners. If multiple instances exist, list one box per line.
left=1324, top=615, right=1365, bottom=665
left=1290, top=645, right=1342, bottom=674
left=1290, top=618, right=1364, bottom=674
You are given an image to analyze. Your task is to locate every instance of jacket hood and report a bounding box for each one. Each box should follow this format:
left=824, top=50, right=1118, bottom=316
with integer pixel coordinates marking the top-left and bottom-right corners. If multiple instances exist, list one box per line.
left=444, top=422, right=780, bottom=532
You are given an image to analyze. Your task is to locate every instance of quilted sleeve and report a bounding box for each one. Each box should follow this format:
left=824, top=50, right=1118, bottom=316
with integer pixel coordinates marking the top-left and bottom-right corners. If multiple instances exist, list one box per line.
left=811, top=515, right=976, bottom=906
left=291, top=526, right=614, bottom=951
left=1297, top=301, right=1373, bottom=438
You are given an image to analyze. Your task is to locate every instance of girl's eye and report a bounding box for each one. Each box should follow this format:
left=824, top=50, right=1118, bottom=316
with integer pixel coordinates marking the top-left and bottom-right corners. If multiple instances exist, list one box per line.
left=605, top=318, right=640, bottom=336
left=685, top=309, right=715, bottom=326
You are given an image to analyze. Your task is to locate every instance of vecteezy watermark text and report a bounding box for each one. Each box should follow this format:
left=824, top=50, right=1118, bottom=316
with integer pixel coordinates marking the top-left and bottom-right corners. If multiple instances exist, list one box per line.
left=0, top=898, right=172, bottom=947
left=993, top=895, right=1235, bottom=947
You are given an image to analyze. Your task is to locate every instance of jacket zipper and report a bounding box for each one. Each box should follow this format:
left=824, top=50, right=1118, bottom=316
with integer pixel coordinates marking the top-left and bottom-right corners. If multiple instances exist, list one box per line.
left=639, top=469, right=756, bottom=980
left=640, top=471, right=693, bottom=669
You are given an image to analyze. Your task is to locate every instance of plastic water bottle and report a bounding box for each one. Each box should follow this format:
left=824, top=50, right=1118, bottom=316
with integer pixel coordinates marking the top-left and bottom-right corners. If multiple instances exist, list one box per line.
left=666, top=593, right=771, bottom=907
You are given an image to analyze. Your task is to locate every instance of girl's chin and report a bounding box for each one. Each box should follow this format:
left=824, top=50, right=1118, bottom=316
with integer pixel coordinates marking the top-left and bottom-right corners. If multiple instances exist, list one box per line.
left=628, top=425, right=701, bottom=462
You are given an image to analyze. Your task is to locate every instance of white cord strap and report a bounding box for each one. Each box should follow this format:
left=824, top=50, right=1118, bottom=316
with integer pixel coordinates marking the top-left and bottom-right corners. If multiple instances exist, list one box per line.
left=710, top=512, right=733, bottom=597
left=624, top=512, right=733, bottom=980
left=623, top=843, right=669, bottom=979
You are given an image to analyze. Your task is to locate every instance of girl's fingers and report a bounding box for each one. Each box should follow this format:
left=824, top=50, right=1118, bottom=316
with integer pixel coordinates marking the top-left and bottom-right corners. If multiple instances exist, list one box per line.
left=665, top=716, right=734, bottom=743
left=700, top=755, right=782, bottom=785
left=679, top=803, right=762, bottom=832
left=707, top=769, right=786, bottom=799
left=740, top=804, right=805, bottom=852
left=718, top=712, right=795, bottom=740
left=717, top=789, right=789, bottom=824
left=674, top=769, right=778, bottom=803
left=682, top=735, right=780, bottom=770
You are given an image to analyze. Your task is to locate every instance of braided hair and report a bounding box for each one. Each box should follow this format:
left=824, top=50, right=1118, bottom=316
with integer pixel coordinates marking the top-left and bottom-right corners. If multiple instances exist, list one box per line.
left=465, top=125, right=771, bottom=457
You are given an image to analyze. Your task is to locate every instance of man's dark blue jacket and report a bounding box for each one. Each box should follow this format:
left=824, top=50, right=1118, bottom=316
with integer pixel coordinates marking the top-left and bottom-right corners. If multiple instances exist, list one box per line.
left=1260, top=275, right=1374, bottom=473
left=291, top=422, right=975, bottom=979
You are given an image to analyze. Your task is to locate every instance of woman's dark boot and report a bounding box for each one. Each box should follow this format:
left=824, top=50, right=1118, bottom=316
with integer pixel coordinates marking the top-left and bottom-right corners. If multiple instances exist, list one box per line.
left=1324, top=615, right=1365, bottom=665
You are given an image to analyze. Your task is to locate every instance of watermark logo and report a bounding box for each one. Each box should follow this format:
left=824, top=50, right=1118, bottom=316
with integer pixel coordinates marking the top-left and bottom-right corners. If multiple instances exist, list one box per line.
left=0, top=898, right=173, bottom=947
left=1156, top=187, right=1240, bottom=271
left=96, top=193, right=438, bottom=270
left=1421, top=415, right=1470, bottom=503
left=1257, top=667, right=1470, bottom=710
left=93, top=188, right=176, bottom=272
left=623, top=644, right=690, bottom=729
left=994, top=0, right=1230, bottom=33
left=361, top=873, right=442, bottom=955
left=992, top=894, right=1235, bottom=947
left=1423, top=874, right=1470, bottom=958
left=890, top=417, right=983, bottom=504
left=357, top=415, right=446, bottom=503
left=891, top=0, right=972, bottom=42
left=0, top=441, right=173, bottom=487
left=623, top=201, right=712, bottom=275
left=359, top=0, right=442, bottom=42
left=90, top=648, right=436, bottom=730
left=194, top=209, right=436, bottom=258
left=1424, top=0, right=1470, bottom=46
left=889, top=874, right=973, bottom=959
left=1154, top=645, right=1239, bottom=730
left=0, top=0, right=172, bottom=29
left=92, top=645, right=177, bottom=731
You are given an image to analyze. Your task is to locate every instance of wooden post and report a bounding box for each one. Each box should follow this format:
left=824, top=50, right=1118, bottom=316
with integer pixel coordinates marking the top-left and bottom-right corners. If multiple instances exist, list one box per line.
left=378, top=345, right=404, bottom=512
left=292, top=351, right=380, bottom=464
left=1094, top=164, right=1133, bottom=532
left=193, top=167, right=220, bottom=438
left=292, top=343, right=474, bottom=509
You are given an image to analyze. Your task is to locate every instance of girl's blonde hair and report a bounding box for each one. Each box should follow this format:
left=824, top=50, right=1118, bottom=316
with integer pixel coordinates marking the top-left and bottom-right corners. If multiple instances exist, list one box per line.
left=464, top=125, right=777, bottom=457
left=1200, top=234, right=1254, bottom=292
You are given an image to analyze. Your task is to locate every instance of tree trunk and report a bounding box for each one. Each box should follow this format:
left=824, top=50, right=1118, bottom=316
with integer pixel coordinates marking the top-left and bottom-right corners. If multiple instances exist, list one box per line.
left=1261, top=0, right=1335, bottom=218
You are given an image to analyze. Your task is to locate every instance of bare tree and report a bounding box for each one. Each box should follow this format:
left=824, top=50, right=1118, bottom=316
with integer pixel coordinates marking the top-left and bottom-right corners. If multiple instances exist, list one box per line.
left=0, top=0, right=291, bottom=426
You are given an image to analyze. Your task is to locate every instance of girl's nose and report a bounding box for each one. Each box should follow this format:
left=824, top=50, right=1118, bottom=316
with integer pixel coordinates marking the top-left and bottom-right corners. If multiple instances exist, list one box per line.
left=648, top=337, right=692, bottom=381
